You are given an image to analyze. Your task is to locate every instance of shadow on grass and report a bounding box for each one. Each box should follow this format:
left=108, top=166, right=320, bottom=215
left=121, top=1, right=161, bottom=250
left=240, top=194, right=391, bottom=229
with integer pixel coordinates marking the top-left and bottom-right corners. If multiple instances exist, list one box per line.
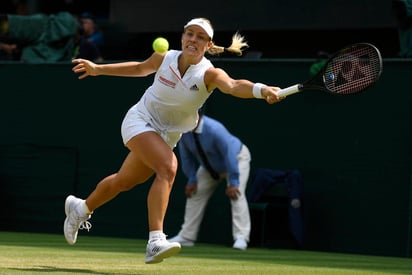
left=7, top=266, right=136, bottom=275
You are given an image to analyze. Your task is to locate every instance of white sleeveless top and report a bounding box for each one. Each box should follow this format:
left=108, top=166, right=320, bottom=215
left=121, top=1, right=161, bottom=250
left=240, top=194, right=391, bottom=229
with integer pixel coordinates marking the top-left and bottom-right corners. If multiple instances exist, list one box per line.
left=135, top=50, right=214, bottom=133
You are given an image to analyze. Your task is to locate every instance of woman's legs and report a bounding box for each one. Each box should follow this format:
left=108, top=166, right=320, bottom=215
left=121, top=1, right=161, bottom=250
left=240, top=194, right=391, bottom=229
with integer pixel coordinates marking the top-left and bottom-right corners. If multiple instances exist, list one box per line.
left=122, top=131, right=180, bottom=263
left=78, top=130, right=178, bottom=229
left=124, top=131, right=178, bottom=231
left=85, top=151, right=155, bottom=212
left=64, top=131, right=181, bottom=263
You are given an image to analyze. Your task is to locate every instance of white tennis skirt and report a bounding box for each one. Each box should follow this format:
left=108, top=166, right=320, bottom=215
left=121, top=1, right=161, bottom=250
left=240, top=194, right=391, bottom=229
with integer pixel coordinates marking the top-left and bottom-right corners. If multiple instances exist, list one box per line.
left=121, top=104, right=182, bottom=149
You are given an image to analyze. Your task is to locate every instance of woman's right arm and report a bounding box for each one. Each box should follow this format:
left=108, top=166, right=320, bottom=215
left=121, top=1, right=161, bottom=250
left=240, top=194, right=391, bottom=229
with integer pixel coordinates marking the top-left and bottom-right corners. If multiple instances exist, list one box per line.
left=72, top=52, right=165, bottom=79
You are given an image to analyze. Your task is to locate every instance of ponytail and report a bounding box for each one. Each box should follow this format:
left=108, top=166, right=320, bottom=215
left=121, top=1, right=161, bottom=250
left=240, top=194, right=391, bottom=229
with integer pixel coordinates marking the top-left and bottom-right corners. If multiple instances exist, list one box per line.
left=207, top=32, right=249, bottom=56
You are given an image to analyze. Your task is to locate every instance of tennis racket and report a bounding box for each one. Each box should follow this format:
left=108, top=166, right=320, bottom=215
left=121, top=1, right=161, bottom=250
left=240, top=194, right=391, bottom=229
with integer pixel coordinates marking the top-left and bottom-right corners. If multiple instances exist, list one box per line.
left=277, top=43, right=383, bottom=97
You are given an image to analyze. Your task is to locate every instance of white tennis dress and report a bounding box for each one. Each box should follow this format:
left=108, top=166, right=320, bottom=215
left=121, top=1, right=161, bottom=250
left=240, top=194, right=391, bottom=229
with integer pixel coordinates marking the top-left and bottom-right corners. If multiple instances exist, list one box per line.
left=121, top=50, right=214, bottom=148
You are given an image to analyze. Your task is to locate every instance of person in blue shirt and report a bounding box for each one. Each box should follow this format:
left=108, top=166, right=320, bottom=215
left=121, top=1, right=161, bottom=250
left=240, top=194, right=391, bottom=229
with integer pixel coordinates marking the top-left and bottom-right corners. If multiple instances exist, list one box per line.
left=168, top=110, right=251, bottom=250
left=75, top=12, right=104, bottom=62
left=79, top=12, right=104, bottom=48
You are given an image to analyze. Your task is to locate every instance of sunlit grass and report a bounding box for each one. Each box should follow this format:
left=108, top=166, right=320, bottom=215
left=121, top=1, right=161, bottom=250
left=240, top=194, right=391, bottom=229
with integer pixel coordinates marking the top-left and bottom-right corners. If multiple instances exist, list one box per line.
left=0, top=231, right=411, bottom=274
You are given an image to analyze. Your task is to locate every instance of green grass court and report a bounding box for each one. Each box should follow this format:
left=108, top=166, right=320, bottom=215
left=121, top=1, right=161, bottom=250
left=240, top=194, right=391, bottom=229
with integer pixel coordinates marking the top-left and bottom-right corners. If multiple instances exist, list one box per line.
left=0, top=231, right=411, bottom=274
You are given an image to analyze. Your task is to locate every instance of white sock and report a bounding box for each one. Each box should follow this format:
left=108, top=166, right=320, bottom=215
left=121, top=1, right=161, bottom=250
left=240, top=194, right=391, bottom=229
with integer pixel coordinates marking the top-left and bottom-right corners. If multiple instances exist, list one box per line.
left=80, top=201, right=92, bottom=215
left=149, top=230, right=164, bottom=240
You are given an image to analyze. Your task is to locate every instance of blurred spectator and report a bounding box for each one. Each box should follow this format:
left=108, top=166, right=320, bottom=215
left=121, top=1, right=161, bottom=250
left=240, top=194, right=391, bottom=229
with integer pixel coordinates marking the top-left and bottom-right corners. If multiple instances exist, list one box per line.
left=72, top=12, right=104, bottom=62
left=80, top=13, right=103, bottom=46
left=73, top=30, right=103, bottom=62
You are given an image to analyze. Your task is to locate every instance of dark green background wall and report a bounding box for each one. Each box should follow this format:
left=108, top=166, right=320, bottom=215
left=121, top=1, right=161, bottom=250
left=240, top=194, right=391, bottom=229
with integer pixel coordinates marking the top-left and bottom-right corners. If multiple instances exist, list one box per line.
left=0, top=59, right=411, bottom=258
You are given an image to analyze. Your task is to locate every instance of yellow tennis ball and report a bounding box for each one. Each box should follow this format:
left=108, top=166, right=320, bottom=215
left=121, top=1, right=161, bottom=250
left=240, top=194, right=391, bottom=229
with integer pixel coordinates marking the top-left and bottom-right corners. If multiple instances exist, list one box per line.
left=152, top=37, right=169, bottom=53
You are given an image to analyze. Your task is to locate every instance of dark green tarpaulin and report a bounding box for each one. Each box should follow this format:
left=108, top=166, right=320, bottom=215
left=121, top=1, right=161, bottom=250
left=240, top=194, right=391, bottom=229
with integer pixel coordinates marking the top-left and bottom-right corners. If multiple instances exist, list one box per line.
left=7, top=12, right=78, bottom=62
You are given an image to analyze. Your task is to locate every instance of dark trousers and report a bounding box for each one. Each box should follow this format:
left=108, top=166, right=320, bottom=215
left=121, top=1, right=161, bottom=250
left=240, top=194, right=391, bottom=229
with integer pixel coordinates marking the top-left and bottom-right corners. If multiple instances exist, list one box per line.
left=248, top=168, right=305, bottom=248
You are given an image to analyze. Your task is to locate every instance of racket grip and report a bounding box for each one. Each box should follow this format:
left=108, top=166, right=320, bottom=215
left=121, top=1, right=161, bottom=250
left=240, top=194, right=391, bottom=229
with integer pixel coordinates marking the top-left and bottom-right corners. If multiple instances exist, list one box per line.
left=277, top=84, right=302, bottom=97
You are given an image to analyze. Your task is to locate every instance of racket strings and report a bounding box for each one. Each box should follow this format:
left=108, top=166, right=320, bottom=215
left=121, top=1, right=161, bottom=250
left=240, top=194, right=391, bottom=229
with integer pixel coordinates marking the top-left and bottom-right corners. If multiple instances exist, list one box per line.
left=323, top=45, right=382, bottom=95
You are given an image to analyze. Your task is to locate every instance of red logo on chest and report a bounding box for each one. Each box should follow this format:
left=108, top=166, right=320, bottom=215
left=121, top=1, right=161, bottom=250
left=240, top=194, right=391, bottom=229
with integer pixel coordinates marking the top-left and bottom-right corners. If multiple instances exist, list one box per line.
left=159, top=76, right=176, bottom=88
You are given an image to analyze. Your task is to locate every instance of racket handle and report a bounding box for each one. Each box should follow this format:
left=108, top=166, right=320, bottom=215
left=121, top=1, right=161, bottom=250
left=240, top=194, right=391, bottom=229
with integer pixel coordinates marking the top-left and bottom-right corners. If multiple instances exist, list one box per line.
left=277, top=84, right=302, bottom=97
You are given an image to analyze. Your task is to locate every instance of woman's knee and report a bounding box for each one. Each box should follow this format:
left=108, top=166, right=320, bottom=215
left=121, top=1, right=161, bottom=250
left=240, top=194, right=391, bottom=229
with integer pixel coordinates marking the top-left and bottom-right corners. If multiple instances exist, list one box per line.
left=155, top=155, right=178, bottom=185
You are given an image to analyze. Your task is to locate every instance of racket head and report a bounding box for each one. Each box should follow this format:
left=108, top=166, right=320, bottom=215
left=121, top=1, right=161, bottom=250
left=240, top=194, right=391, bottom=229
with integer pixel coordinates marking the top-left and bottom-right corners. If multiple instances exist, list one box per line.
left=304, top=43, right=383, bottom=95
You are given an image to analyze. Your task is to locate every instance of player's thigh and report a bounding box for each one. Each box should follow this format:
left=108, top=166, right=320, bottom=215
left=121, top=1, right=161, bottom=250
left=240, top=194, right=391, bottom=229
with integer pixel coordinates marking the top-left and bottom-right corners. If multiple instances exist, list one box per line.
left=116, top=151, right=154, bottom=186
left=126, top=131, right=178, bottom=175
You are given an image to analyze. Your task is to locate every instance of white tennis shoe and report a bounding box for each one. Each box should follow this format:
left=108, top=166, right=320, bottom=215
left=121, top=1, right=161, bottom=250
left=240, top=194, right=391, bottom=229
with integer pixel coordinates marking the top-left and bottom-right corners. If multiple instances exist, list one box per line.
left=64, top=195, right=92, bottom=245
left=145, top=233, right=181, bottom=264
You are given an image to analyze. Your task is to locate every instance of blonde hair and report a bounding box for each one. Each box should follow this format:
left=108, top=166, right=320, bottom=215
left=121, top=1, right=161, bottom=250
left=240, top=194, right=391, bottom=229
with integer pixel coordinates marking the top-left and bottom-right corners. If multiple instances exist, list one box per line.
left=208, top=32, right=249, bottom=56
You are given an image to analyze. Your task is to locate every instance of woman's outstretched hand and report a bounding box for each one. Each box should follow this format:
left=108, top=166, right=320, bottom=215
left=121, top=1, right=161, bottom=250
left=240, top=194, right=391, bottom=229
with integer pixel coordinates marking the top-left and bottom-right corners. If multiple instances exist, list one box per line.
left=72, top=58, right=98, bottom=79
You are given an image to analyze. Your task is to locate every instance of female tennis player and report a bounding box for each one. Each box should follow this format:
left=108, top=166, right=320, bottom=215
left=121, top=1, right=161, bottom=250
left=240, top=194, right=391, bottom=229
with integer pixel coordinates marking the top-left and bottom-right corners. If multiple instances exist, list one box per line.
left=65, top=17, right=284, bottom=264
